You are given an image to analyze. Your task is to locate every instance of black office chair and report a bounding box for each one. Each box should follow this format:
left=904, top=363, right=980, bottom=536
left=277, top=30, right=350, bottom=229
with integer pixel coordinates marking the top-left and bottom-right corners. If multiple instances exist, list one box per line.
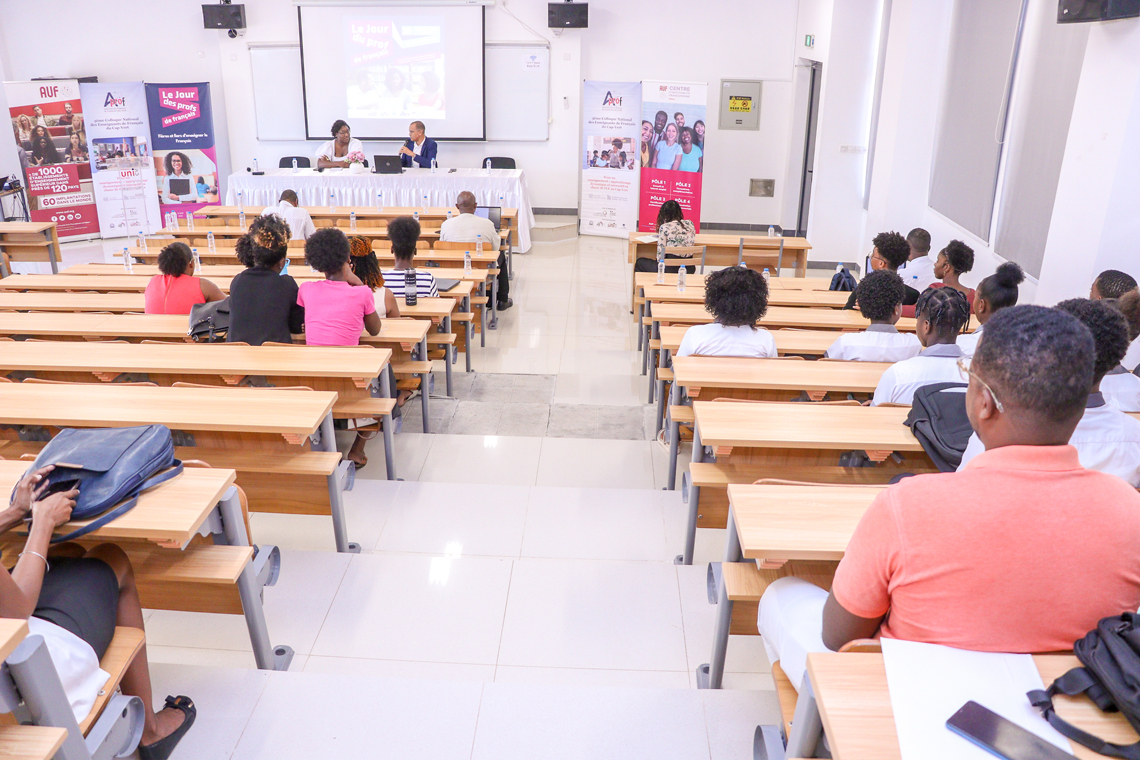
left=482, top=157, right=516, bottom=170
left=278, top=156, right=311, bottom=169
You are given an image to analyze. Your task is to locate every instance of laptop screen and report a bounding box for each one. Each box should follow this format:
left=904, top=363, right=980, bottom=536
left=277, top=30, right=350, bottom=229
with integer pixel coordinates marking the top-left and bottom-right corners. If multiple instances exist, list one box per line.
left=475, top=206, right=501, bottom=231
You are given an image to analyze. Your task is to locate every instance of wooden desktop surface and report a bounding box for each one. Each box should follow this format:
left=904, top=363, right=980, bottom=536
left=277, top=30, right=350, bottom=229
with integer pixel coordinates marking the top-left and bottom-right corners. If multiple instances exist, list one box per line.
left=198, top=206, right=518, bottom=222
left=642, top=284, right=850, bottom=309
left=0, top=618, right=28, bottom=665
left=635, top=272, right=834, bottom=291
left=64, top=263, right=491, bottom=284
left=692, top=401, right=924, bottom=451
left=659, top=325, right=840, bottom=355
left=651, top=302, right=916, bottom=332
left=672, top=356, right=890, bottom=394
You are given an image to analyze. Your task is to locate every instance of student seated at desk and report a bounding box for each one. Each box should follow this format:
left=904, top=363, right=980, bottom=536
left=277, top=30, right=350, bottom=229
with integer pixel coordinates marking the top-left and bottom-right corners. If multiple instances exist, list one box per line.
left=758, top=305, right=1140, bottom=693
left=957, top=261, right=1024, bottom=357
left=895, top=228, right=937, bottom=291
left=228, top=215, right=305, bottom=346
left=677, top=266, right=775, bottom=358
left=143, top=242, right=224, bottom=315
left=379, top=217, right=438, bottom=298
left=1102, top=291, right=1140, bottom=410
left=1091, top=269, right=1140, bottom=371
left=5, top=467, right=196, bottom=758
left=844, top=231, right=919, bottom=310
left=824, top=271, right=920, bottom=362
left=959, top=298, right=1140, bottom=484
left=871, top=287, right=969, bottom=406
left=346, top=235, right=385, bottom=291
left=633, top=200, right=696, bottom=274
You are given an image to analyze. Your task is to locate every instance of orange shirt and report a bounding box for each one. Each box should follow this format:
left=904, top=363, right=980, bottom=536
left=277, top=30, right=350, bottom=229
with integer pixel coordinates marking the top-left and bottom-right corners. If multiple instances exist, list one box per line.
left=832, top=445, right=1140, bottom=652
left=143, top=274, right=205, bottom=315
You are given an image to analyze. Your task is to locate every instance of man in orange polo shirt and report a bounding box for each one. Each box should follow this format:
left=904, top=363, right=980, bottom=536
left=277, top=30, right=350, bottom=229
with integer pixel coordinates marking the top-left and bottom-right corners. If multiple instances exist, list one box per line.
left=758, top=305, right=1140, bottom=691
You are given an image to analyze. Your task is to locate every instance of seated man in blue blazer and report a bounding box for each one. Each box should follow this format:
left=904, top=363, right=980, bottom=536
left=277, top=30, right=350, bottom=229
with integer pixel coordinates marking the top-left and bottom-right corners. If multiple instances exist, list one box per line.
left=399, top=120, right=438, bottom=168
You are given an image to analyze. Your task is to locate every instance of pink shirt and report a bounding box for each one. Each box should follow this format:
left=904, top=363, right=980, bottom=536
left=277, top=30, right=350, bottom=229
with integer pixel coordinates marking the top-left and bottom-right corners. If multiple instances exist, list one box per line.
left=143, top=274, right=205, bottom=315
left=832, top=445, right=1140, bottom=652
left=296, top=279, right=375, bottom=346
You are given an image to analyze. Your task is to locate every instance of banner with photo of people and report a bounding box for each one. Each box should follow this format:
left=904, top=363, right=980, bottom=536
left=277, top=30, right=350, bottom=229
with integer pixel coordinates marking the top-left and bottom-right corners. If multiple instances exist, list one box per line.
left=80, top=82, right=162, bottom=237
left=145, top=82, right=220, bottom=223
left=638, top=81, right=707, bottom=232
left=4, top=79, right=100, bottom=240
left=579, top=81, right=641, bottom=239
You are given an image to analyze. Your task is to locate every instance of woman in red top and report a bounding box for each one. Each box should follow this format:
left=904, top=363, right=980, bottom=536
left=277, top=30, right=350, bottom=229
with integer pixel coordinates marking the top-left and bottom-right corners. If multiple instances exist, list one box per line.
left=143, top=242, right=225, bottom=315
left=901, top=239, right=976, bottom=318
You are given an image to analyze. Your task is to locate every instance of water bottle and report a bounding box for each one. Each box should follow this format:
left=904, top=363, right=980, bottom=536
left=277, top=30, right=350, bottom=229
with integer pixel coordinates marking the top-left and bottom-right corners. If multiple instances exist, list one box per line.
left=413, top=210, right=419, bottom=222
left=767, top=225, right=776, bottom=238
left=485, top=159, right=492, bottom=174
left=422, top=193, right=428, bottom=211
left=656, top=256, right=665, bottom=284
left=169, top=213, right=179, bottom=231
left=376, top=191, right=382, bottom=210
left=238, top=211, right=246, bottom=229
left=464, top=251, right=472, bottom=274
left=350, top=211, right=357, bottom=231
left=430, top=158, right=437, bottom=174
left=137, top=232, right=147, bottom=254
left=292, top=158, right=298, bottom=173
left=207, top=230, right=216, bottom=253
left=762, top=267, right=771, bottom=285
left=475, top=234, right=483, bottom=256
left=328, top=191, right=335, bottom=212
left=192, top=248, right=201, bottom=274
left=498, top=194, right=504, bottom=208
left=447, top=210, right=453, bottom=219
left=677, top=266, right=687, bottom=292
left=237, top=191, right=244, bottom=213
left=404, top=268, right=418, bottom=306
left=186, top=212, right=195, bottom=231
left=122, top=247, right=133, bottom=273
left=253, top=157, right=259, bottom=173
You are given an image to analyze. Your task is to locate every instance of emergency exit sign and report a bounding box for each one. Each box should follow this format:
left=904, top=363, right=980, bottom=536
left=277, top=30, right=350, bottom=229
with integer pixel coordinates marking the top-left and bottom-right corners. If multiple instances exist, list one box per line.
left=805, top=34, right=815, bottom=47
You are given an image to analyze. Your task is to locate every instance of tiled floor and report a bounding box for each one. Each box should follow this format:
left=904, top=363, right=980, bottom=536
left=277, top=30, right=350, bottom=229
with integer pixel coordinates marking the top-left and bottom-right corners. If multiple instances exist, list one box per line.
left=45, top=232, right=777, bottom=758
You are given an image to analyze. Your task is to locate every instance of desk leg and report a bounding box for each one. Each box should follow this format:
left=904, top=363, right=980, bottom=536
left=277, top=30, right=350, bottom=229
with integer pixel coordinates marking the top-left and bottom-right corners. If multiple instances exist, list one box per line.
left=636, top=301, right=644, bottom=351
left=641, top=302, right=652, bottom=376
left=655, top=348, right=670, bottom=435
left=648, top=318, right=660, bottom=405
left=796, top=250, right=807, bottom=278
left=46, top=237, right=59, bottom=275
left=5, top=636, right=99, bottom=760
left=489, top=270, right=499, bottom=330
left=313, top=413, right=360, bottom=554
left=677, top=425, right=703, bottom=566
left=783, top=675, right=824, bottom=758
left=464, top=312, right=473, bottom=373
left=379, top=368, right=398, bottom=480
left=700, top=506, right=743, bottom=689
left=479, top=282, right=487, bottom=348
left=418, top=336, right=431, bottom=433
left=667, top=379, right=682, bottom=490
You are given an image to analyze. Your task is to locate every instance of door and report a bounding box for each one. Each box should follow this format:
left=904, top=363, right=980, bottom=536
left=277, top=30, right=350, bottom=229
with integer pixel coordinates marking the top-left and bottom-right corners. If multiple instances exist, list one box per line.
left=795, top=61, right=823, bottom=238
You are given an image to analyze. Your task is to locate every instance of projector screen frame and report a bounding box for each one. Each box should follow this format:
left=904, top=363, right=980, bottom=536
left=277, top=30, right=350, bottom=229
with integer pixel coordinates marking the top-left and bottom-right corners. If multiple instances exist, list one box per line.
left=297, top=4, right=487, bottom=142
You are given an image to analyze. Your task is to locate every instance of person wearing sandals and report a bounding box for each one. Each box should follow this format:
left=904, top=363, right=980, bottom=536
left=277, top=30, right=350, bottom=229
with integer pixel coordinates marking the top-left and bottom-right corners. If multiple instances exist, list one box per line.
left=6, top=467, right=195, bottom=759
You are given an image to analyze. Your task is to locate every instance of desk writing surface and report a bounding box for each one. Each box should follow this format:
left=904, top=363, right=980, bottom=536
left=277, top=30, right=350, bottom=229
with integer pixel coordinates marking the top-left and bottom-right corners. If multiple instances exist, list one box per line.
left=628, top=231, right=812, bottom=251
left=672, top=356, right=890, bottom=393
left=0, top=384, right=336, bottom=436
left=387, top=296, right=457, bottom=320
left=659, top=325, right=840, bottom=355
left=0, top=292, right=145, bottom=312
left=692, top=401, right=923, bottom=451
left=652, top=302, right=912, bottom=332
left=642, top=284, right=850, bottom=309
left=0, top=222, right=55, bottom=234
left=0, top=312, right=115, bottom=337
left=635, top=272, right=832, bottom=292
left=65, top=263, right=488, bottom=284
left=0, top=461, right=236, bottom=546
left=200, top=206, right=518, bottom=221
left=0, top=618, right=27, bottom=665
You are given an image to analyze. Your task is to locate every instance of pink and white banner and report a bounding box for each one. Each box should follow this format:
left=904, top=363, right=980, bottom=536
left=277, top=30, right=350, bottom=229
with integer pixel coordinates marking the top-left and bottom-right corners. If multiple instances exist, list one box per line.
left=145, top=82, right=220, bottom=222
left=638, top=81, right=707, bottom=232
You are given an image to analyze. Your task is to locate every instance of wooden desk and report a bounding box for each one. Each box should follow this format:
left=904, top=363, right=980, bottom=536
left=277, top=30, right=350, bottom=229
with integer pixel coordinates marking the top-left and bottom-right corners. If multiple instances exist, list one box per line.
left=0, top=292, right=146, bottom=313
left=0, top=222, right=61, bottom=276
left=651, top=302, right=909, bottom=332
left=635, top=272, right=833, bottom=293
left=642, top=284, right=851, bottom=309
left=0, top=618, right=28, bottom=665
left=65, top=262, right=491, bottom=285
left=659, top=325, right=840, bottom=356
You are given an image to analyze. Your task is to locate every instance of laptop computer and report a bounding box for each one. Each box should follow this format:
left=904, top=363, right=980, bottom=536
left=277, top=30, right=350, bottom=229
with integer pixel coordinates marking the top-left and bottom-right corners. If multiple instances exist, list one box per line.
left=475, top=206, right=501, bottom=231
left=372, top=155, right=403, bottom=174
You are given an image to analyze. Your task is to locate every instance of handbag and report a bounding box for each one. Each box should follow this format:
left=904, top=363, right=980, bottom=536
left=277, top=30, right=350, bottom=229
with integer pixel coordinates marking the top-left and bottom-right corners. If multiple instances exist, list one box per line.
left=188, top=297, right=229, bottom=342
left=11, top=426, right=183, bottom=543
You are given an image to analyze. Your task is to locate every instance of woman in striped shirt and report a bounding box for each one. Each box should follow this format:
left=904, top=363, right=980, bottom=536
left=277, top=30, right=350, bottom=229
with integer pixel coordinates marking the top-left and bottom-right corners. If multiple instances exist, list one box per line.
left=380, top=216, right=439, bottom=298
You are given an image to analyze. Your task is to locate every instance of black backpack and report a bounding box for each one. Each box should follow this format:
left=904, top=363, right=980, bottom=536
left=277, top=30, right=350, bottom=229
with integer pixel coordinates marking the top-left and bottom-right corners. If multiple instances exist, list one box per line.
left=829, top=266, right=857, bottom=292
left=903, top=382, right=972, bottom=472
left=1029, top=613, right=1140, bottom=759
left=188, top=297, right=230, bottom=342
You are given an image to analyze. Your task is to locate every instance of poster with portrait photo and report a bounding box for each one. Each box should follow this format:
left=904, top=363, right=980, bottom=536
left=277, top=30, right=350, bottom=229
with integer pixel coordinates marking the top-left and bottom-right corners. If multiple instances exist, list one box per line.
left=639, top=82, right=708, bottom=232
left=145, top=82, right=220, bottom=221
left=579, top=81, right=641, bottom=239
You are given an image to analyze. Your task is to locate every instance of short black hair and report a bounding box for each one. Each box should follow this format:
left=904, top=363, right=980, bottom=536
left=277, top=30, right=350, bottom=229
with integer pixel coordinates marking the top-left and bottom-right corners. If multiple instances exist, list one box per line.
left=330, top=119, right=349, bottom=138
left=1112, top=290, right=1140, bottom=342
left=388, top=216, right=421, bottom=261
left=872, top=231, right=909, bottom=270
left=279, top=189, right=298, bottom=205
left=906, top=228, right=931, bottom=255
left=915, top=286, right=971, bottom=339
left=941, top=239, right=974, bottom=275
left=304, top=227, right=351, bottom=275
left=976, top=261, right=1024, bottom=311
left=657, top=200, right=684, bottom=228
left=974, top=305, right=1094, bottom=422
left=235, top=213, right=290, bottom=269
left=1055, top=298, right=1130, bottom=383
left=703, top=266, right=769, bottom=327
left=157, top=241, right=193, bottom=276
left=1094, top=269, right=1138, bottom=300
left=854, top=270, right=905, bottom=321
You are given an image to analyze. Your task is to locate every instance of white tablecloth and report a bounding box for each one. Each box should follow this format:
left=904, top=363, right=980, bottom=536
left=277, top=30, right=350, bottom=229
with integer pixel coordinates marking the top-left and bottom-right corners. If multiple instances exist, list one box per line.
left=225, top=167, right=536, bottom=251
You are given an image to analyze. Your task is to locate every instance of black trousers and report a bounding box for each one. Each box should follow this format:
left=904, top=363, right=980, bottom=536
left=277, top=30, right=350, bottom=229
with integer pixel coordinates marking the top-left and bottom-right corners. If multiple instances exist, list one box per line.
left=633, top=254, right=694, bottom=274
left=496, top=251, right=510, bottom=304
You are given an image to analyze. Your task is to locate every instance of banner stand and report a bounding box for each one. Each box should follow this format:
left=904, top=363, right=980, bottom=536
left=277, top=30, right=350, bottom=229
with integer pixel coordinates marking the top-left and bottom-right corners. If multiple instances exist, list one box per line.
left=579, top=81, right=641, bottom=238
left=639, top=81, right=708, bottom=233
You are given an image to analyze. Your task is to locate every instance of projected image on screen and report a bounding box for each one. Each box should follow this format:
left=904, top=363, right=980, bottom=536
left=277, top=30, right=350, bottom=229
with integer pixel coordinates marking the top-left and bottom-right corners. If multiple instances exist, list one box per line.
left=346, top=17, right=446, bottom=120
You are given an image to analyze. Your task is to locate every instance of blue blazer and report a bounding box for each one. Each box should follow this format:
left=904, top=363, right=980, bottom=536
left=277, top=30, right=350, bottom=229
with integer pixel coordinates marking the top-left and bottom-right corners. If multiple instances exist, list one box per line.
left=400, top=137, right=438, bottom=168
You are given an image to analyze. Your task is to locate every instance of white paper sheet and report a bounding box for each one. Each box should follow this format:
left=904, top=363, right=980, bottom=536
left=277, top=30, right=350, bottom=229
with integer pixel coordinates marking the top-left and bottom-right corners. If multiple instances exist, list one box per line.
left=635, top=235, right=658, bottom=243
left=881, top=639, right=1072, bottom=759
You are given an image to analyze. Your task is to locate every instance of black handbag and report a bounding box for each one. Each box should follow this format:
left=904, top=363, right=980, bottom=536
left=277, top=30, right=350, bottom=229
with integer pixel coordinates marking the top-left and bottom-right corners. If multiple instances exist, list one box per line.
left=188, top=297, right=229, bottom=342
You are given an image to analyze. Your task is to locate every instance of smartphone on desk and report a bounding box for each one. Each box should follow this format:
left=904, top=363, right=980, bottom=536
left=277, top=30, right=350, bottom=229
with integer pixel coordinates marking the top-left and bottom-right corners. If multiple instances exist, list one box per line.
left=946, top=701, right=1076, bottom=760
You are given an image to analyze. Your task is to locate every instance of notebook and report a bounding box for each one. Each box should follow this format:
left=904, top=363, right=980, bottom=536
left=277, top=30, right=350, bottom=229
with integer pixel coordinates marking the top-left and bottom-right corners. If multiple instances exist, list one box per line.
left=436, top=278, right=461, bottom=292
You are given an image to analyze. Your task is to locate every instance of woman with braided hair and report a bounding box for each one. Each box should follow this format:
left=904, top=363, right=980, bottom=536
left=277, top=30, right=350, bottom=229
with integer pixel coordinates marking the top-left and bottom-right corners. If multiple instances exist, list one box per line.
left=347, top=235, right=384, bottom=291
left=228, top=214, right=305, bottom=345
left=871, top=286, right=971, bottom=406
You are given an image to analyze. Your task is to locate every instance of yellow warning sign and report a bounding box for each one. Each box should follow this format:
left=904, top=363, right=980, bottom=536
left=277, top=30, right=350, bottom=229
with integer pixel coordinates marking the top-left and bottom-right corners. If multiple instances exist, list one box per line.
left=728, top=95, right=752, bottom=113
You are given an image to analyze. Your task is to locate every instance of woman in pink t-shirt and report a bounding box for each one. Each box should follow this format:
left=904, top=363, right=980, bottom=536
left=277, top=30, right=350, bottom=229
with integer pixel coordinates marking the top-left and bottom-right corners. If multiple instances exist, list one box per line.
left=143, top=242, right=225, bottom=315
left=299, top=228, right=397, bottom=468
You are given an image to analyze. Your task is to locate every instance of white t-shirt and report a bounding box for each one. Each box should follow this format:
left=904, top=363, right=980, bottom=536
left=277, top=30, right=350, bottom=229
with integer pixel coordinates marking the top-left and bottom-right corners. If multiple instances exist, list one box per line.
left=27, top=616, right=109, bottom=724
left=676, top=323, right=777, bottom=358
left=896, top=254, right=938, bottom=292
left=438, top=213, right=499, bottom=250
left=1101, top=367, right=1140, bottom=412
left=956, top=325, right=984, bottom=357
left=825, top=325, right=921, bottom=363
left=262, top=201, right=315, bottom=241
left=958, top=394, right=1140, bottom=486
left=314, top=138, right=365, bottom=163
left=871, top=343, right=964, bottom=406
left=1122, top=335, right=1140, bottom=372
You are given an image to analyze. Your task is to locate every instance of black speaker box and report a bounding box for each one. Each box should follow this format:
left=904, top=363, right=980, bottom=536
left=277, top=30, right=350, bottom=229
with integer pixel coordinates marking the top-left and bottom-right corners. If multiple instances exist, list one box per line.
left=549, top=2, right=588, bottom=28
left=1058, top=0, right=1140, bottom=22
left=203, top=4, right=247, bottom=30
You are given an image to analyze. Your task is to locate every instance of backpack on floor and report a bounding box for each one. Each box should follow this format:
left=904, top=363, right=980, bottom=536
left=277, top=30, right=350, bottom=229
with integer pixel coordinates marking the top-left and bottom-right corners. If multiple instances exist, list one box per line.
left=1029, top=613, right=1140, bottom=760
left=829, top=266, right=857, bottom=292
left=903, top=382, right=971, bottom=472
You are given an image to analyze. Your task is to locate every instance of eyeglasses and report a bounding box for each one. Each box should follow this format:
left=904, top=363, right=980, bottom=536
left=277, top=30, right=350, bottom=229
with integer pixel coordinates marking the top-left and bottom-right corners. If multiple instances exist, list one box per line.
left=957, top=357, right=1004, bottom=413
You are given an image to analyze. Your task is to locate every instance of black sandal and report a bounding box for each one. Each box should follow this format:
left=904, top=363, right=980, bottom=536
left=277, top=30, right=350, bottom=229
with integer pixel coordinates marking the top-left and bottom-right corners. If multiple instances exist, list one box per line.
left=138, top=695, right=196, bottom=760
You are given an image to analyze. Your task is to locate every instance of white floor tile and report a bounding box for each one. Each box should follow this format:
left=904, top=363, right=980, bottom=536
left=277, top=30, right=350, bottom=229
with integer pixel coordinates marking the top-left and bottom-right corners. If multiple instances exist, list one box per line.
left=553, top=371, right=647, bottom=405
left=536, top=438, right=656, bottom=489
left=375, top=481, right=530, bottom=556
left=147, top=663, right=269, bottom=760
left=493, top=665, right=690, bottom=689
left=304, top=655, right=496, bottom=682
left=371, top=430, right=433, bottom=481
left=498, top=558, right=687, bottom=671
left=417, top=433, right=542, bottom=486
left=521, top=486, right=673, bottom=561
left=702, top=688, right=783, bottom=760
left=676, top=564, right=772, bottom=675
left=250, top=478, right=398, bottom=553
left=311, top=553, right=513, bottom=664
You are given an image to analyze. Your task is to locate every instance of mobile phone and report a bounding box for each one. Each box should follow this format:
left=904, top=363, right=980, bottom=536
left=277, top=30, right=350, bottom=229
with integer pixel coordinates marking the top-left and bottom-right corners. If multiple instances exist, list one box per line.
left=38, top=478, right=79, bottom=499
left=946, top=701, right=1076, bottom=760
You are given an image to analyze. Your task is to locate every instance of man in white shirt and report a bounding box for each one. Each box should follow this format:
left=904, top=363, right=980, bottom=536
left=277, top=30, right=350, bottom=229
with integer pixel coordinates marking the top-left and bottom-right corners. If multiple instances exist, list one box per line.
left=871, top=287, right=971, bottom=405
left=896, top=227, right=937, bottom=292
left=439, top=191, right=510, bottom=309
left=261, top=190, right=315, bottom=240
left=826, top=270, right=921, bottom=362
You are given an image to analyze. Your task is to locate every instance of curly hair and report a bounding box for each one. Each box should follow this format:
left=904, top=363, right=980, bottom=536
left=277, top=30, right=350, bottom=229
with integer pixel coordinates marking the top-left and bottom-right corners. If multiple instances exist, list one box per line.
left=974, top=305, right=1094, bottom=423
left=1055, top=298, right=1131, bottom=383
left=656, top=200, right=684, bottom=228
left=854, top=270, right=906, bottom=321
left=976, top=261, right=1024, bottom=311
left=387, top=216, right=421, bottom=261
left=157, top=242, right=193, bottom=276
left=1093, top=269, right=1138, bottom=300
left=871, top=231, right=910, bottom=270
left=304, top=227, right=350, bottom=275
left=703, top=266, right=769, bottom=327
left=1112, top=290, right=1140, bottom=342
left=163, top=151, right=191, bottom=176
left=915, top=286, right=970, bottom=340
left=235, top=213, right=290, bottom=269
left=348, top=235, right=383, bottom=291
left=941, top=239, right=975, bottom=275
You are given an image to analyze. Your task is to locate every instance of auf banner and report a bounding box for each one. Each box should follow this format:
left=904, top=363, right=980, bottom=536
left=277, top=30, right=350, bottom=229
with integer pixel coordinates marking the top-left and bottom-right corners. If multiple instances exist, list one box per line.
left=639, top=81, right=708, bottom=233
left=579, top=81, right=641, bottom=239
left=4, top=79, right=100, bottom=240
left=145, top=82, right=221, bottom=223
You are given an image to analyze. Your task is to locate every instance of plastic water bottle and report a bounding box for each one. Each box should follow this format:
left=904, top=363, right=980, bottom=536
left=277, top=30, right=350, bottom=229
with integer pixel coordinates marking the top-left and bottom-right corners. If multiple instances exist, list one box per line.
left=237, top=191, right=244, bottom=213
left=413, top=210, right=419, bottom=222
left=498, top=193, right=504, bottom=208
left=475, top=234, right=483, bottom=256
left=447, top=210, right=453, bottom=219
left=430, top=158, right=437, bottom=174
left=186, top=212, right=195, bottom=231
left=137, top=232, right=147, bottom=254
left=122, top=247, right=133, bottom=273
left=207, top=231, right=216, bottom=253
left=656, top=256, right=665, bottom=284
left=762, top=267, right=771, bottom=285
left=192, top=248, right=202, bottom=274
left=422, top=193, right=428, bottom=211
left=767, top=225, right=776, bottom=238
left=328, top=191, right=335, bottom=212
left=485, top=159, right=492, bottom=174
left=404, top=268, right=418, bottom=306
left=238, top=211, right=246, bottom=229
left=464, top=251, right=472, bottom=275
left=376, top=191, right=382, bottom=210
left=349, top=211, right=357, bottom=231
left=292, top=158, right=298, bottom=173
left=253, top=157, right=259, bottom=173
left=169, top=213, right=179, bottom=231
left=677, top=266, right=687, bottom=292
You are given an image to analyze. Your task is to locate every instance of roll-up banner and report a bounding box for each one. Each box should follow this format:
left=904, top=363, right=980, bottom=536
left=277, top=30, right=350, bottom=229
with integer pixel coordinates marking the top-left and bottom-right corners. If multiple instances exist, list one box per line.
left=4, top=79, right=100, bottom=240
left=80, top=82, right=162, bottom=237
left=579, top=81, right=641, bottom=238
left=145, top=82, right=220, bottom=225
left=638, top=81, right=707, bottom=232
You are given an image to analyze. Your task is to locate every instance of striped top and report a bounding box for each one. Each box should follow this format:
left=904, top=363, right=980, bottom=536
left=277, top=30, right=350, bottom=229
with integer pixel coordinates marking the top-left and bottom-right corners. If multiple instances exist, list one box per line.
left=381, top=268, right=438, bottom=299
